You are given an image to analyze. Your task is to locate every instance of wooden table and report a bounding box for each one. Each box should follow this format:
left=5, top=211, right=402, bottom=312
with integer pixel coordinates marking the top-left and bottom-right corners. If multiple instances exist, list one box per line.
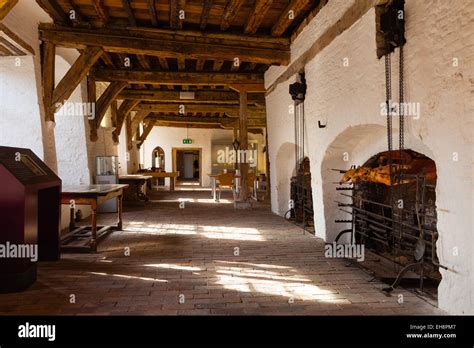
left=60, top=184, right=128, bottom=252
left=119, top=175, right=152, bottom=204
left=140, top=171, right=179, bottom=191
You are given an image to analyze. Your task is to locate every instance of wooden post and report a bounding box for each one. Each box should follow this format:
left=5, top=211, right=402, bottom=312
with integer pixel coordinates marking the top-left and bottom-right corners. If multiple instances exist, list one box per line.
left=233, top=127, right=239, bottom=170
left=87, top=75, right=98, bottom=141
left=235, top=90, right=250, bottom=208
left=41, top=41, right=55, bottom=122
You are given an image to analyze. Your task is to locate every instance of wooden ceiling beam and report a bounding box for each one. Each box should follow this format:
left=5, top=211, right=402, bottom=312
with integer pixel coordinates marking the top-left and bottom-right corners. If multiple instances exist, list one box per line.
left=213, top=59, right=224, bottom=72
left=135, top=103, right=265, bottom=117
left=271, top=0, right=312, bottom=36
left=39, top=24, right=289, bottom=65
left=95, top=81, right=128, bottom=128
left=114, top=99, right=140, bottom=137
left=91, top=69, right=264, bottom=86
left=121, top=0, right=136, bottom=26
left=244, top=0, right=273, bottom=34
left=136, top=54, right=151, bottom=70
left=118, top=89, right=265, bottom=104
left=147, top=0, right=158, bottom=26
left=131, top=110, right=151, bottom=140
left=0, top=23, right=35, bottom=55
left=177, top=57, right=186, bottom=70
left=158, top=57, right=169, bottom=70
left=291, top=0, right=328, bottom=40
left=196, top=59, right=205, bottom=71
left=36, top=0, right=70, bottom=25
left=0, top=37, right=24, bottom=56
left=199, top=0, right=213, bottom=30
left=87, top=76, right=98, bottom=141
left=146, top=114, right=266, bottom=127
left=221, top=0, right=245, bottom=30
left=63, top=0, right=85, bottom=25
left=0, top=0, right=18, bottom=20
left=138, top=119, right=156, bottom=144
left=51, top=46, right=103, bottom=110
left=41, top=41, right=55, bottom=122
left=91, top=0, right=109, bottom=26
left=170, top=0, right=186, bottom=29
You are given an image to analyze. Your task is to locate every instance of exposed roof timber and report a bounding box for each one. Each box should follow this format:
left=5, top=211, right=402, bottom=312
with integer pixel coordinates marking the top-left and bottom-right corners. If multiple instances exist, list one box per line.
left=36, top=0, right=70, bottom=26
left=151, top=121, right=264, bottom=134
left=95, top=81, right=128, bottom=127
left=221, top=0, right=245, bottom=30
left=147, top=0, right=158, bottom=26
left=271, top=0, right=312, bottom=36
left=170, top=0, right=186, bottom=29
left=0, top=24, right=34, bottom=55
left=118, top=89, right=265, bottom=104
left=291, top=0, right=328, bottom=41
left=0, top=37, right=23, bottom=55
left=244, top=0, right=274, bottom=34
left=136, top=54, right=151, bottom=70
left=91, top=0, right=109, bottom=25
left=146, top=114, right=266, bottom=127
left=121, top=0, right=136, bottom=26
left=135, top=103, right=265, bottom=117
left=39, top=24, right=290, bottom=65
left=213, top=59, right=224, bottom=72
left=91, top=69, right=264, bottom=86
left=0, top=0, right=18, bottom=20
left=52, top=47, right=103, bottom=109
left=196, top=59, right=205, bottom=71
left=199, top=0, right=213, bottom=30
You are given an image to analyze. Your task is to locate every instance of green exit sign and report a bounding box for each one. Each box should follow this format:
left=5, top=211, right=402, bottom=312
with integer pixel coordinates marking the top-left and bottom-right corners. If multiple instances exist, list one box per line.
left=183, top=138, right=192, bottom=144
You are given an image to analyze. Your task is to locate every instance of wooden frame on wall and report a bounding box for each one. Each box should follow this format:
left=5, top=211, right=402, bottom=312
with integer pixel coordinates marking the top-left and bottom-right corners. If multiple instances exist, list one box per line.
left=172, top=147, right=203, bottom=186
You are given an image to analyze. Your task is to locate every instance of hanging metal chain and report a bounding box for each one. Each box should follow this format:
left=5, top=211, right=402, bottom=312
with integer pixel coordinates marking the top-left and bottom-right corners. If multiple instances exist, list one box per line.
left=385, top=53, right=393, bottom=177
left=399, top=44, right=405, bottom=151
left=397, top=44, right=406, bottom=240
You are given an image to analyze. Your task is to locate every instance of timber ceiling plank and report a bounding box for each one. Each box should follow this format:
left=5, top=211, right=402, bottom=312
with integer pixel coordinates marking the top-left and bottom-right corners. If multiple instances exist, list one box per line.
left=39, top=24, right=290, bottom=65
left=91, top=69, right=264, bottom=86
left=121, top=0, right=137, bottom=26
left=91, top=0, right=109, bottom=26
left=148, top=0, right=158, bottom=26
left=199, top=0, right=213, bottom=30
left=271, top=0, right=312, bottom=36
left=244, top=0, right=274, bottom=35
left=220, top=0, right=245, bottom=30
left=36, top=0, right=70, bottom=25
left=118, top=89, right=265, bottom=105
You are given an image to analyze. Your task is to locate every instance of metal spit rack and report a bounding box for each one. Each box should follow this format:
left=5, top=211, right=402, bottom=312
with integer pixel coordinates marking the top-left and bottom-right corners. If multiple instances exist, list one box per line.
left=333, top=171, right=447, bottom=292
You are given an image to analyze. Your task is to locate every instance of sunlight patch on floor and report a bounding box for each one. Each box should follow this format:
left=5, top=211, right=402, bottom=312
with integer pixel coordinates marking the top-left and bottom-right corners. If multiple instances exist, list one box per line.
left=89, top=272, right=168, bottom=283
left=144, top=263, right=202, bottom=272
left=213, top=265, right=338, bottom=301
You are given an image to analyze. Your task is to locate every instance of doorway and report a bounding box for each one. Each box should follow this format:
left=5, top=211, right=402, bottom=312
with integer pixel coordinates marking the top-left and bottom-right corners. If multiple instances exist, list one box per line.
left=172, top=148, right=202, bottom=186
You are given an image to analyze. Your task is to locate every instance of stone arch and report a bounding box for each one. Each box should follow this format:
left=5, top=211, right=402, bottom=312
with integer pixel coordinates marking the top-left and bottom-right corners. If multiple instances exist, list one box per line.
left=272, top=141, right=296, bottom=216
left=319, top=124, right=435, bottom=243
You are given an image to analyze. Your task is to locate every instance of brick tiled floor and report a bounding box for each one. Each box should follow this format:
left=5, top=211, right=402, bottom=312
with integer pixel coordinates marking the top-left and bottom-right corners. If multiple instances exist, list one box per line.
left=0, top=189, right=444, bottom=315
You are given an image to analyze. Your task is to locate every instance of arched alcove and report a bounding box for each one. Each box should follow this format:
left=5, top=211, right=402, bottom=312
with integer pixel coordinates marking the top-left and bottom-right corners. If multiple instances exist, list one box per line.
left=320, top=123, right=441, bottom=296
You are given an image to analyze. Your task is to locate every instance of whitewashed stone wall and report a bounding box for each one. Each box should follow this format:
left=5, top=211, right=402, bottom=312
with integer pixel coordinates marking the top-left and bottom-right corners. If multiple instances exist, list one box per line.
left=265, top=0, right=474, bottom=314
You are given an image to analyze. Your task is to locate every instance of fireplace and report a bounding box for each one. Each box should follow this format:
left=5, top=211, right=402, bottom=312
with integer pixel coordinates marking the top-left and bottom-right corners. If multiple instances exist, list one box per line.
left=336, top=149, right=443, bottom=291
left=288, top=157, right=314, bottom=233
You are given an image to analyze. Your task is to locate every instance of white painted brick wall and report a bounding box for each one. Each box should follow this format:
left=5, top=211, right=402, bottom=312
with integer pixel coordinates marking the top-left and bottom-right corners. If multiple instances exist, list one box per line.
left=265, top=0, right=474, bottom=314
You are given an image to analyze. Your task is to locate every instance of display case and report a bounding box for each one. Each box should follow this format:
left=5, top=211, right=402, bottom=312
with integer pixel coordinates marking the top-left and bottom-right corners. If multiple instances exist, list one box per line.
left=96, top=156, right=118, bottom=176
left=95, top=156, right=118, bottom=212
